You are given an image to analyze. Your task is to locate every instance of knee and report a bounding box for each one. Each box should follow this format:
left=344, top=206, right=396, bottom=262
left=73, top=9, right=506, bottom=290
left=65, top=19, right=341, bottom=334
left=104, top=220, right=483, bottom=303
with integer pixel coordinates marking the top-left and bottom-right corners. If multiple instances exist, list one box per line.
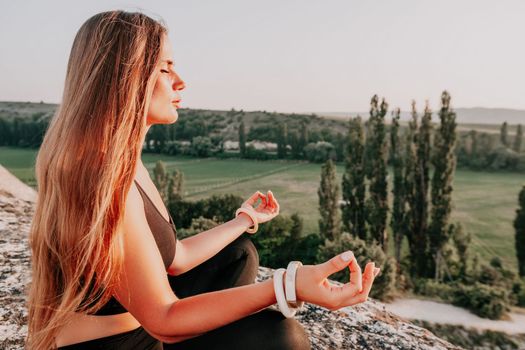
left=229, top=235, right=259, bottom=269
left=272, top=317, right=312, bottom=350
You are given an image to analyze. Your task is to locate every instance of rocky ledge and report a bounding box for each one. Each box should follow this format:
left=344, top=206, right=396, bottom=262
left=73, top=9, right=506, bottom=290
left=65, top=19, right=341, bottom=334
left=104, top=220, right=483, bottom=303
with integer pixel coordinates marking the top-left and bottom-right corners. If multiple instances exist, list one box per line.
left=0, top=165, right=460, bottom=349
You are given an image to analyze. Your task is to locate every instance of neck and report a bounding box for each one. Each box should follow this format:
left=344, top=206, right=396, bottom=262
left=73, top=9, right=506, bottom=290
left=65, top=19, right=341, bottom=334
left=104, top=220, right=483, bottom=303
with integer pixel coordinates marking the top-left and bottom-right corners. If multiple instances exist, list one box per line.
left=136, top=123, right=152, bottom=175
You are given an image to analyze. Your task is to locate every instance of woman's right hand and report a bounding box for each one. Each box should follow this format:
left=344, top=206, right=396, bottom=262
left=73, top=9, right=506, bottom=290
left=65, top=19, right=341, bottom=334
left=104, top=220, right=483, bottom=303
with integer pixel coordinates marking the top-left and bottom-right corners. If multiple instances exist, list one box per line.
left=293, top=251, right=380, bottom=311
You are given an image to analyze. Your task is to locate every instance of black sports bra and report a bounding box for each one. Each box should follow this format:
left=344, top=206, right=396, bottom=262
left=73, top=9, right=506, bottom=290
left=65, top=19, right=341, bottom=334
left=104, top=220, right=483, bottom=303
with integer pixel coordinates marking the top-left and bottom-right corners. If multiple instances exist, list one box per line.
left=81, top=180, right=177, bottom=315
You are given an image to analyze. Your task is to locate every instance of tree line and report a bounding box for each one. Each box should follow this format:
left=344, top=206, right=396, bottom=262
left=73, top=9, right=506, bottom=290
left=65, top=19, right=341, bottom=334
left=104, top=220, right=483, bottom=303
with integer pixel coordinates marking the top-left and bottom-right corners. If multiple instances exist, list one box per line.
left=318, top=91, right=525, bottom=319
left=2, top=104, right=524, bottom=172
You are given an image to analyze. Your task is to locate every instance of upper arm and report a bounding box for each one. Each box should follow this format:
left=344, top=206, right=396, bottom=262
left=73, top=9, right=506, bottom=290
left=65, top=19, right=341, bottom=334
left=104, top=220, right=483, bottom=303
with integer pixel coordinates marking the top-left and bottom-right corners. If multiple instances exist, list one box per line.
left=167, top=239, right=187, bottom=276
left=112, top=183, right=179, bottom=335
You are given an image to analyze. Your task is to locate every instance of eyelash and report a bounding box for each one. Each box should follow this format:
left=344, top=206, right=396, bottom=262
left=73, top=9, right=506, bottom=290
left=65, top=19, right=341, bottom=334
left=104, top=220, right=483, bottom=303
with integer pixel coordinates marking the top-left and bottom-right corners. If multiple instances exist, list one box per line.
left=161, top=69, right=169, bottom=74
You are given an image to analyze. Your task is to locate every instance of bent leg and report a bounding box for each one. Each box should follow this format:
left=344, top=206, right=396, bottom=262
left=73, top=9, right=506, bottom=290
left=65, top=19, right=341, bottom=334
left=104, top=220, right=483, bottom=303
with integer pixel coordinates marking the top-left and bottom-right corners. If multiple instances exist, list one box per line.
left=168, top=234, right=259, bottom=298
left=163, top=308, right=311, bottom=350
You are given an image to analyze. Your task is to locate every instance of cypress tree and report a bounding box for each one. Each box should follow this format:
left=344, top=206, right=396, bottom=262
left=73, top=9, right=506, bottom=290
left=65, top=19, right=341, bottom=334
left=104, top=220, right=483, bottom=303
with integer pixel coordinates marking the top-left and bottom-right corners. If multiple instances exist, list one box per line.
left=318, top=159, right=341, bottom=242
left=239, top=120, right=246, bottom=157
left=342, top=116, right=367, bottom=240
left=514, top=124, right=523, bottom=153
left=411, top=101, right=432, bottom=277
left=403, top=101, right=426, bottom=277
left=365, top=95, right=389, bottom=251
left=390, top=108, right=405, bottom=262
left=428, top=91, right=457, bottom=281
left=277, top=122, right=288, bottom=159
left=289, top=131, right=302, bottom=159
left=167, top=169, right=184, bottom=204
left=500, top=121, right=509, bottom=147
left=514, top=186, right=525, bottom=277
left=300, top=121, right=309, bottom=158
left=153, top=160, right=169, bottom=203
left=290, top=213, right=303, bottom=240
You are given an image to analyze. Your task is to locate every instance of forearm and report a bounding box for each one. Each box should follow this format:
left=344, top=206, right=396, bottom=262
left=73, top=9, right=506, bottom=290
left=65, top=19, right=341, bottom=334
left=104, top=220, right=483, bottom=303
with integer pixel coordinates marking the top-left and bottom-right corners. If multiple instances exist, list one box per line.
left=170, top=214, right=253, bottom=276
left=157, top=276, right=277, bottom=338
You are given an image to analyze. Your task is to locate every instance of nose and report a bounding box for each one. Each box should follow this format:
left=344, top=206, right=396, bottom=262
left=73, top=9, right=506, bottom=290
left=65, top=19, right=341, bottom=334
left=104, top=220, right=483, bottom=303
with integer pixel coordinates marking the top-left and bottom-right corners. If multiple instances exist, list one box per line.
left=172, top=71, right=185, bottom=91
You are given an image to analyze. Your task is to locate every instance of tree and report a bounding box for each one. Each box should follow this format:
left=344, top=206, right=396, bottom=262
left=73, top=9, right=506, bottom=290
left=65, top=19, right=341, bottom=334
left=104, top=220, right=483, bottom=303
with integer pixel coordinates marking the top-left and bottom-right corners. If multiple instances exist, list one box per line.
left=428, top=91, right=458, bottom=281
left=365, top=95, right=389, bottom=251
left=190, top=136, right=213, bottom=157
left=390, top=108, right=405, bottom=262
left=451, top=223, right=471, bottom=279
left=153, top=160, right=169, bottom=203
left=412, top=101, right=432, bottom=277
left=290, top=213, right=303, bottom=240
left=515, top=186, right=525, bottom=277
left=500, top=121, right=509, bottom=147
left=288, top=131, right=302, bottom=159
left=403, top=101, right=430, bottom=278
left=318, top=159, right=341, bottom=241
left=513, top=124, right=523, bottom=153
left=239, top=120, right=246, bottom=157
left=341, top=116, right=367, bottom=240
left=167, top=169, right=184, bottom=203
left=277, top=122, right=288, bottom=158
left=299, top=121, right=309, bottom=158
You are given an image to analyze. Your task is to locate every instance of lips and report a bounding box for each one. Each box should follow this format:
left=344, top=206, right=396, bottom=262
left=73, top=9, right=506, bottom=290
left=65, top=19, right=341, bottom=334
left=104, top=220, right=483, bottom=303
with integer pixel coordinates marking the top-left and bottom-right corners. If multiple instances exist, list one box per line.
left=171, top=99, right=181, bottom=108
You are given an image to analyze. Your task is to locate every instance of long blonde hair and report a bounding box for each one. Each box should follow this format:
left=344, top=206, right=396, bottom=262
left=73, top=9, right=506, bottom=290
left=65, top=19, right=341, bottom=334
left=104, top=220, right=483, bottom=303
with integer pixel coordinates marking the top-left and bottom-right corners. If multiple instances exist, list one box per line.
left=26, top=10, right=167, bottom=349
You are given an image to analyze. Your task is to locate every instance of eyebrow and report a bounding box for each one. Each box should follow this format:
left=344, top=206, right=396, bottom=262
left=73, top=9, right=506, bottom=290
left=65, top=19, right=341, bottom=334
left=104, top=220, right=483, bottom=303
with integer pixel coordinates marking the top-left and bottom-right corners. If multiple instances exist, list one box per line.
left=162, top=59, right=174, bottom=66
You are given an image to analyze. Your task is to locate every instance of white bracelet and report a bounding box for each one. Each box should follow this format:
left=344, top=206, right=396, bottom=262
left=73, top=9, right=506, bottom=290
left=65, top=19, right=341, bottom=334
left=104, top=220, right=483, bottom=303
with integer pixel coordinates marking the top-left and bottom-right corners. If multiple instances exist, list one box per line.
left=285, top=261, right=304, bottom=309
left=273, top=268, right=297, bottom=318
left=235, top=207, right=258, bottom=234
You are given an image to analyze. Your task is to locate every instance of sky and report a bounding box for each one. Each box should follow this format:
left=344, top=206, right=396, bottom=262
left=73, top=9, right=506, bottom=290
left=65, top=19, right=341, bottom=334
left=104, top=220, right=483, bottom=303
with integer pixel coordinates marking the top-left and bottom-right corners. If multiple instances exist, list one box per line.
left=1, top=0, right=524, bottom=114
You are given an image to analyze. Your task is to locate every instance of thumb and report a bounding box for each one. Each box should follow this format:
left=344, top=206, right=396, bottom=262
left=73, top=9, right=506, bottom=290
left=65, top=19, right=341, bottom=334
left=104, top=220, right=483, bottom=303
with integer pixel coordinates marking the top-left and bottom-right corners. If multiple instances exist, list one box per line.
left=318, top=250, right=355, bottom=277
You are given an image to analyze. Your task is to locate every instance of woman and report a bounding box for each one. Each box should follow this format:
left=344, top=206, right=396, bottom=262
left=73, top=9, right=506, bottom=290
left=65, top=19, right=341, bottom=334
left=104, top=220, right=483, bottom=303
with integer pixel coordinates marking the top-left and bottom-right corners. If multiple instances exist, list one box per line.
left=26, top=10, right=381, bottom=350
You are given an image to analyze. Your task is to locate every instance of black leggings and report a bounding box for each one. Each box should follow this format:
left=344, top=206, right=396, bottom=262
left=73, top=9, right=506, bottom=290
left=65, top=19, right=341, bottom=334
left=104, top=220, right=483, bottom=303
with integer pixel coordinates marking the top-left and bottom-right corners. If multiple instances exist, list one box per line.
left=58, top=235, right=311, bottom=350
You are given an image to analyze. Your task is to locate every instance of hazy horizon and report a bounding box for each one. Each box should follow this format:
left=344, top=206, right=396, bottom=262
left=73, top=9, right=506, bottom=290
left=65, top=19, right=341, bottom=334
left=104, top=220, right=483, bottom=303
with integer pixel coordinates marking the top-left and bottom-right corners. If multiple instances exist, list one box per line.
left=1, top=1, right=524, bottom=114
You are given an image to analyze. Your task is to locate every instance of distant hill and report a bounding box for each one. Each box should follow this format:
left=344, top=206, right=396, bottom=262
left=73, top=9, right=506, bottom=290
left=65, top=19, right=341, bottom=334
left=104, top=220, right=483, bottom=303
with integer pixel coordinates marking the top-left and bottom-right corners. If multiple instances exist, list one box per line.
left=0, top=101, right=56, bottom=120
left=317, top=107, right=525, bottom=125
left=1, top=101, right=522, bottom=138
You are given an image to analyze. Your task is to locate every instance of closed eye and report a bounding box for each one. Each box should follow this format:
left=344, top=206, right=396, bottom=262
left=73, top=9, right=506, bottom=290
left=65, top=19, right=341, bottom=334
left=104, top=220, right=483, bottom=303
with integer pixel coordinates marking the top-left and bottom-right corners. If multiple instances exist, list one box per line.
left=161, top=69, right=169, bottom=74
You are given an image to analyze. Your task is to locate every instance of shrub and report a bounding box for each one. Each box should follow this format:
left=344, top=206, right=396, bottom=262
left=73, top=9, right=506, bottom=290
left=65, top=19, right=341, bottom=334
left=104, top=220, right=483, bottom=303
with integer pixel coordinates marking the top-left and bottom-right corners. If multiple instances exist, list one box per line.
left=191, top=136, right=213, bottom=157
left=511, top=278, right=525, bottom=307
left=451, top=282, right=510, bottom=319
left=303, top=141, right=337, bottom=163
left=413, top=279, right=455, bottom=302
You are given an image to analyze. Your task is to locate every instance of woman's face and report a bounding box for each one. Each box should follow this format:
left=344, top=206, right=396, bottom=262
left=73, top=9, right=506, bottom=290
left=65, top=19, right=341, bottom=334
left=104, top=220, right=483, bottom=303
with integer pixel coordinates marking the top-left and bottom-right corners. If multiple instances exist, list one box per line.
left=147, top=35, right=185, bottom=125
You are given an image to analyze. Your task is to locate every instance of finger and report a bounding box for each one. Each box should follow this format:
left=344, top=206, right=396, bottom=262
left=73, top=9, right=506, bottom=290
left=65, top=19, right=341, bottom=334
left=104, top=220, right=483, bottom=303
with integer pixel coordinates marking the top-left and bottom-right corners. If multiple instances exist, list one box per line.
left=261, top=192, right=268, bottom=208
left=268, top=191, right=277, bottom=211
left=341, top=262, right=376, bottom=306
left=265, top=191, right=273, bottom=210
left=318, top=250, right=356, bottom=278
left=269, top=191, right=280, bottom=213
left=349, top=258, right=363, bottom=293
left=358, top=263, right=377, bottom=298
left=244, top=191, right=264, bottom=207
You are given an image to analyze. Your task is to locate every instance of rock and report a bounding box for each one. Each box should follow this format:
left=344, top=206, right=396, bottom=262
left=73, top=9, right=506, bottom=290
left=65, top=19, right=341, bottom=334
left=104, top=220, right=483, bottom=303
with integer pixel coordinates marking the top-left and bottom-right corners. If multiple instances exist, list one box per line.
left=0, top=165, right=461, bottom=349
left=0, top=165, right=34, bottom=350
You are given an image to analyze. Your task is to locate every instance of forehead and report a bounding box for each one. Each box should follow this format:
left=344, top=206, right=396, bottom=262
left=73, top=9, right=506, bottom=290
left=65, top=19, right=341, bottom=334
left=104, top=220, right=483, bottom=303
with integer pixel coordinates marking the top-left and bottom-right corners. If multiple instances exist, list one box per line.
left=160, top=37, right=174, bottom=63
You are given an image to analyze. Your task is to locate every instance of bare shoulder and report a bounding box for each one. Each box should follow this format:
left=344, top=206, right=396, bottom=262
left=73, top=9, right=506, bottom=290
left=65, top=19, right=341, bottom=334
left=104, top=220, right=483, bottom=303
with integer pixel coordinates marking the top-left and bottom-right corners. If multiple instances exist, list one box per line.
left=111, top=180, right=179, bottom=336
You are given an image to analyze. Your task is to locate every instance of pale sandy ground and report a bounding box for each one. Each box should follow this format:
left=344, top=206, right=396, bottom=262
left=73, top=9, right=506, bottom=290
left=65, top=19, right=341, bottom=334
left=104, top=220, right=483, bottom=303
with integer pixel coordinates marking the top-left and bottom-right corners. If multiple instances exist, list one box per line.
left=385, top=298, right=525, bottom=334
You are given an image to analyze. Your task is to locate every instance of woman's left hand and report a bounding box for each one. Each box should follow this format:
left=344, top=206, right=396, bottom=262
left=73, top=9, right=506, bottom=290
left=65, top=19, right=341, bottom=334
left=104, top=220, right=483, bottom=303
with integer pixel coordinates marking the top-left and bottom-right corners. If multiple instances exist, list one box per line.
left=240, top=190, right=280, bottom=226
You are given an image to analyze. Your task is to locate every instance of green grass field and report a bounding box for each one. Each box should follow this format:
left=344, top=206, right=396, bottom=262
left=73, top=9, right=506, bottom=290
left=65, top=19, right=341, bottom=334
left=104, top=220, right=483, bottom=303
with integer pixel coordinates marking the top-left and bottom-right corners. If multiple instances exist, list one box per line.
left=1, top=146, right=523, bottom=270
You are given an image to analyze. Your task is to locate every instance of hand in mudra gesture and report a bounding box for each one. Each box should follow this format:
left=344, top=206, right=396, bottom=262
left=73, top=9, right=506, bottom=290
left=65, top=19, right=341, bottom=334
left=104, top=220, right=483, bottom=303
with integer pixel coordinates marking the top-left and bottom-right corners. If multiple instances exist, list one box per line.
left=240, top=191, right=380, bottom=310
left=295, top=251, right=381, bottom=311
left=240, top=190, right=280, bottom=225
